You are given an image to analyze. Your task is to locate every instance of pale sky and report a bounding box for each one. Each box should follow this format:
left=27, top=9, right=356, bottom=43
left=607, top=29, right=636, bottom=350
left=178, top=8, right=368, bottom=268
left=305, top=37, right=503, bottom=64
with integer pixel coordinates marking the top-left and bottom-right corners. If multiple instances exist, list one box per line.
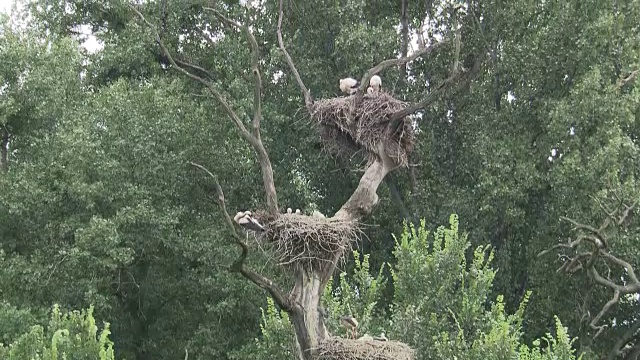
left=0, top=0, right=103, bottom=52
left=0, top=0, right=11, bottom=13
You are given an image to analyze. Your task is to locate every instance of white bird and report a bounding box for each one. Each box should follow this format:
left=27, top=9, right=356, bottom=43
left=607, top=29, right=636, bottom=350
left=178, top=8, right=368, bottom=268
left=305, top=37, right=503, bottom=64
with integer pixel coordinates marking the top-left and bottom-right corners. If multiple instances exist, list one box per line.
left=312, top=210, right=325, bottom=218
left=373, top=332, right=388, bottom=341
left=367, top=86, right=374, bottom=95
left=295, top=209, right=301, bottom=215
left=357, top=334, right=374, bottom=341
left=287, top=208, right=292, bottom=214
left=369, top=75, right=382, bottom=92
left=234, top=210, right=265, bottom=232
left=340, top=315, right=359, bottom=339
left=339, top=77, right=359, bottom=95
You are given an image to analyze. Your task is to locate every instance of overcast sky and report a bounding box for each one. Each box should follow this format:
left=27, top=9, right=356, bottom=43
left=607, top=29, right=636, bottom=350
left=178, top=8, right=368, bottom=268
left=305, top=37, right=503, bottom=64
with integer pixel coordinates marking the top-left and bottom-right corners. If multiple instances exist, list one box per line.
left=0, top=0, right=11, bottom=13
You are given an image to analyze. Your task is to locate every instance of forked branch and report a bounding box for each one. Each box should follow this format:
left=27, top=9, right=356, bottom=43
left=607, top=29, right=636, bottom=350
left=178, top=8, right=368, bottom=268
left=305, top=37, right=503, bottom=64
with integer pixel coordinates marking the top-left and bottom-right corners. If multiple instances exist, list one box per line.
left=388, top=54, right=484, bottom=132
left=188, top=162, right=291, bottom=311
left=277, top=0, right=313, bottom=110
left=130, top=4, right=278, bottom=215
left=539, top=193, right=640, bottom=340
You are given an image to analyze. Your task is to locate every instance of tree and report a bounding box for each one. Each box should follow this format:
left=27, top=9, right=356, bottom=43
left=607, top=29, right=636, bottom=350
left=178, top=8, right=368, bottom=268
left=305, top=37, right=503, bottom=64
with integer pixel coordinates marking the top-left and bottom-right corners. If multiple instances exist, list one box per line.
left=0, top=304, right=115, bottom=360
left=127, top=0, right=483, bottom=357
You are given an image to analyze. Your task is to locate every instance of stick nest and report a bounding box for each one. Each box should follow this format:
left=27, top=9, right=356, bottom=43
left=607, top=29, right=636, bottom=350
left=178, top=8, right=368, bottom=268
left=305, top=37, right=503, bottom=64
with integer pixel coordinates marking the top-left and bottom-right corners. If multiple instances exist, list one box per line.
left=316, top=337, right=415, bottom=360
left=310, top=92, right=415, bottom=167
left=258, top=214, right=360, bottom=272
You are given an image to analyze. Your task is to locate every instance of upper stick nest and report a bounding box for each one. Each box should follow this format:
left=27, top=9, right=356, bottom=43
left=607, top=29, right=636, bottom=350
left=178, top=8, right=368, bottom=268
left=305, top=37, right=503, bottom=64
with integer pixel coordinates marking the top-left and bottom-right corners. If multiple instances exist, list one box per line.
left=316, top=337, right=415, bottom=360
left=258, top=213, right=360, bottom=272
left=310, top=92, right=415, bottom=167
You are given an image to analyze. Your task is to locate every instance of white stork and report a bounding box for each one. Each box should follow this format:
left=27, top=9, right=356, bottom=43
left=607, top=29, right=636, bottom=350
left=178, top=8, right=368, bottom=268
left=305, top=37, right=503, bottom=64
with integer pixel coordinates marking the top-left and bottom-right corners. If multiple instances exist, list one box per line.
left=369, top=75, right=382, bottom=93
left=373, top=332, right=388, bottom=341
left=295, top=209, right=301, bottom=215
left=339, top=77, right=359, bottom=95
left=233, top=211, right=265, bottom=232
left=312, top=210, right=325, bottom=218
left=340, top=315, right=358, bottom=339
left=287, top=208, right=292, bottom=214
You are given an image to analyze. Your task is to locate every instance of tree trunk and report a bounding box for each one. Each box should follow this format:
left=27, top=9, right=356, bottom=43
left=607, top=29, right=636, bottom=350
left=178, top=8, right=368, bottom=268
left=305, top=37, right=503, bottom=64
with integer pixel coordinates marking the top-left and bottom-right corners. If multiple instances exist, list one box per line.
left=1, top=128, right=8, bottom=173
left=290, top=270, right=329, bottom=359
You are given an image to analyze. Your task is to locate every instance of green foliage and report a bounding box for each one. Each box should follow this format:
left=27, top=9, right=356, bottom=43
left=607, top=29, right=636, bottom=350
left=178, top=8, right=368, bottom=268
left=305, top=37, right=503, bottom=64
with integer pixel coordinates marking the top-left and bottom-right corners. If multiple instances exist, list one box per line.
left=518, top=317, right=581, bottom=360
left=228, top=297, right=297, bottom=360
left=0, top=304, right=115, bottom=360
left=232, top=216, right=581, bottom=360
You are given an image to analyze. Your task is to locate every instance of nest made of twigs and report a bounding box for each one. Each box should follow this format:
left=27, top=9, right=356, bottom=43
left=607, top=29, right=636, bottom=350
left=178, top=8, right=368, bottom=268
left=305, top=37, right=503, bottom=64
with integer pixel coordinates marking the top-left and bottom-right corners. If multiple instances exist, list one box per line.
left=310, top=92, right=415, bottom=167
left=316, top=337, right=415, bottom=360
left=259, top=214, right=360, bottom=272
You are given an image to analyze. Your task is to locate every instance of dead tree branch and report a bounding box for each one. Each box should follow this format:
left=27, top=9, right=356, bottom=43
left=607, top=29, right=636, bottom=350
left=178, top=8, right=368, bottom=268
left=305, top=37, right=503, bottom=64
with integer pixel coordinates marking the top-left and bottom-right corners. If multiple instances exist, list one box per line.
left=388, top=54, right=484, bottom=133
left=352, top=38, right=451, bottom=107
left=539, top=192, right=640, bottom=340
left=277, top=0, right=313, bottom=110
left=608, top=317, right=640, bottom=360
left=130, top=4, right=278, bottom=215
left=188, top=162, right=291, bottom=311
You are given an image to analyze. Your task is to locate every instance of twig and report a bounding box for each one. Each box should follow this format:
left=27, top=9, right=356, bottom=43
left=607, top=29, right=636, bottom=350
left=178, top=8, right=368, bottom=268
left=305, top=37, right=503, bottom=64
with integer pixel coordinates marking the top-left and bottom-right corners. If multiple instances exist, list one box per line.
left=277, top=0, right=313, bottom=110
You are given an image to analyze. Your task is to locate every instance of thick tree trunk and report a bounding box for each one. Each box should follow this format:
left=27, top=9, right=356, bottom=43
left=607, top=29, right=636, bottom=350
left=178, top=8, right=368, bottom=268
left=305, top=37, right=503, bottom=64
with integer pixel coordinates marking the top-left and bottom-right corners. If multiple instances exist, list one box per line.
left=290, top=270, right=329, bottom=359
left=1, top=128, right=8, bottom=173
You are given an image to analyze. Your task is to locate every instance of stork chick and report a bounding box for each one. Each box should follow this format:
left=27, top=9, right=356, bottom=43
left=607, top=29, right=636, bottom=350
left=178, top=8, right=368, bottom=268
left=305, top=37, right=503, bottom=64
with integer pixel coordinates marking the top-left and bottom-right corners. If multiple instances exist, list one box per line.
left=340, top=315, right=359, bottom=339
left=339, top=77, right=359, bottom=95
left=369, top=75, right=382, bottom=93
left=373, top=332, right=388, bottom=341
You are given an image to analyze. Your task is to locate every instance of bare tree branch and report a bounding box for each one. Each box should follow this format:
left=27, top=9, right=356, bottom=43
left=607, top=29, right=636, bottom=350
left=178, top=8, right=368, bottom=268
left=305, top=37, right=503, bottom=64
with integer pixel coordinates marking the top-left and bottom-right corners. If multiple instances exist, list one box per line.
left=608, top=317, right=640, bottom=360
left=353, top=39, right=451, bottom=107
left=130, top=4, right=279, bottom=215
left=188, top=161, right=291, bottom=311
left=387, top=55, right=484, bottom=133
left=540, top=192, right=640, bottom=339
left=204, top=7, right=263, bottom=135
left=277, top=0, right=313, bottom=110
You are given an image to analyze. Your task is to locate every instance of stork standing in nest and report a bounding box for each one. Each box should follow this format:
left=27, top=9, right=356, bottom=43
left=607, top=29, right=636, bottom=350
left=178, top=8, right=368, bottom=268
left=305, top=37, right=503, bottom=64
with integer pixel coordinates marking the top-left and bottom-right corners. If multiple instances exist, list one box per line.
left=233, top=211, right=265, bottom=232
left=339, top=77, right=359, bottom=95
left=340, top=315, right=359, bottom=339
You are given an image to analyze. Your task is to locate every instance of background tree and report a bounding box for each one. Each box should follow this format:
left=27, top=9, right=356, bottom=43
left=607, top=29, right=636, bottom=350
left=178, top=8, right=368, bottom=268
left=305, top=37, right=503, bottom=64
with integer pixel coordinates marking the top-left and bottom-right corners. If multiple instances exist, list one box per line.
left=0, top=0, right=638, bottom=358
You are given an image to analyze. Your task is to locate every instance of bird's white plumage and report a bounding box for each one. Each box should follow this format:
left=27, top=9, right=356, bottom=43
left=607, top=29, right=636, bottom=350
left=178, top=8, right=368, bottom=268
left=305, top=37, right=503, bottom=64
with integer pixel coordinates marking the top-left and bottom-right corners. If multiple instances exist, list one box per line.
left=312, top=210, right=325, bottom=218
left=369, top=75, right=382, bottom=92
left=295, top=209, right=301, bottom=215
left=367, top=86, right=374, bottom=94
left=339, top=77, right=359, bottom=94
left=234, top=210, right=265, bottom=232
left=287, top=208, right=292, bottom=214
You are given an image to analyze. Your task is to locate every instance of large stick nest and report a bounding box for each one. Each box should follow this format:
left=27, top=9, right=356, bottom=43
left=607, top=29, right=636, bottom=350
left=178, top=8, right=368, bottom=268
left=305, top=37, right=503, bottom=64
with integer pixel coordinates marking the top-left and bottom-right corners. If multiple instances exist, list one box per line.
left=257, top=213, right=360, bottom=272
left=310, top=92, right=415, bottom=167
left=316, top=337, right=415, bottom=360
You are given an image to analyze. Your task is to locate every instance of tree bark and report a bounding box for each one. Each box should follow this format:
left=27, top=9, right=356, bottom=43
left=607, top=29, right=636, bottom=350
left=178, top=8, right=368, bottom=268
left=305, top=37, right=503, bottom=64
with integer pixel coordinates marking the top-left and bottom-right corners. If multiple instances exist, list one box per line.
left=1, top=128, right=8, bottom=173
left=289, top=271, right=330, bottom=359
